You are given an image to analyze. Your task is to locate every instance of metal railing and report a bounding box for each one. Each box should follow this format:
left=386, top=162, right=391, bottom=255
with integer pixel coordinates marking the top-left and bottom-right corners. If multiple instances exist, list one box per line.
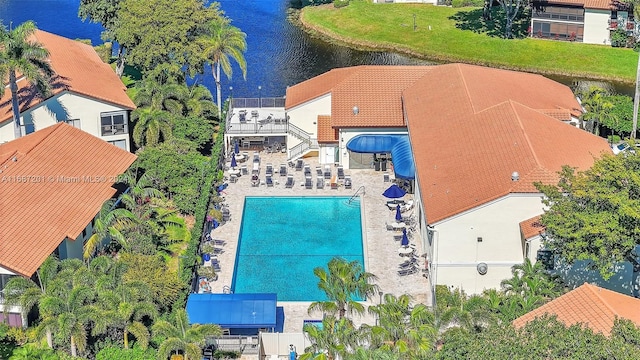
left=231, top=97, right=285, bottom=109
left=206, top=335, right=259, bottom=354
left=289, top=138, right=319, bottom=160
left=288, top=122, right=310, bottom=141
left=226, top=122, right=288, bottom=135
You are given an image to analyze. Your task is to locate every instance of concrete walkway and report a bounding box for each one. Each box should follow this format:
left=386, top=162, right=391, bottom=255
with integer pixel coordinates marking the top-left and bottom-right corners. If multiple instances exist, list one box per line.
left=206, top=151, right=431, bottom=332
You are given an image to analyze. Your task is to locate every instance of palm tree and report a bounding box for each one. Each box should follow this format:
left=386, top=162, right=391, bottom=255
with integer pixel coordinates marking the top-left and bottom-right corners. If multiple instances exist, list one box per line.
left=364, top=294, right=436, bottom=356
left=152, top=308, right=221, bottom=360
left=579, top=86, right=615, bottom=135
left=198, top=16, right=247, bottom=120
left=131, top=79, right=185, bottom=115
left=0, top=21, right=53, bottom=139
left=131, top=107, right=174, bottom=147
left=308, top=257, right=379, bottom=319
left=39, top=262, right=97, bottom=357
left=91, top=256, right=157, bottom=350
left=8, top=344, right=59, bottom=360
left=2, top=256, right=60, bottom=348
left=178, top=84, right=217, bottom=119
left=83, top=200, right=138, bottom=260
left=300, top=316, right=360, bottom=360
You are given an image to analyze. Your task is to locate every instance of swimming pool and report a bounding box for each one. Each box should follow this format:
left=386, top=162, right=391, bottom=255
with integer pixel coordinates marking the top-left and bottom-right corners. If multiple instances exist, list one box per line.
left=231, top=196, right=364, bottom=301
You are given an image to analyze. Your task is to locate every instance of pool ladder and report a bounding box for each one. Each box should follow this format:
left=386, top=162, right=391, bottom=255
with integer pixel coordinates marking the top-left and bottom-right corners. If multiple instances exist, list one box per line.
left=348, top=186, right=366, bottom=204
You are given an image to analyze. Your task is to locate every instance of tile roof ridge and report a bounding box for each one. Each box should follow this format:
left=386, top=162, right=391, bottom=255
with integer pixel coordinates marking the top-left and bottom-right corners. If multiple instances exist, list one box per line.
left=583, top=283, right=620, bottom=318
left=510, top=100, right=542, bottom=168
left=22, top=122, right=65, bottom=156
left=456, top=63, right=477, bottom=114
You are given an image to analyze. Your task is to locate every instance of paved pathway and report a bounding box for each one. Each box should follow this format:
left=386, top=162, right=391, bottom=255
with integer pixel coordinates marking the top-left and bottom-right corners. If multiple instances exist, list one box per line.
left=206, top=151, right=431, bottom=332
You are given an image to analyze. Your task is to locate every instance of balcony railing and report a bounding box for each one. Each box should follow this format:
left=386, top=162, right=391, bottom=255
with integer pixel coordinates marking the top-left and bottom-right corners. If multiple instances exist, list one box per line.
left=226, top=121, right=288, bottom=135
left=231, top=97, right=285, bottom=109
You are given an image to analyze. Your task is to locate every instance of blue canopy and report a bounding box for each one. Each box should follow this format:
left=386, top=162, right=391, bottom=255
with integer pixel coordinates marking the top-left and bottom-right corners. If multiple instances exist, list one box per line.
left=401, top=228, right=409, bottom=247
left=234, top=140, right=240, bottom=154
left=186, top=293, right=277, bottom=328
left=346, top=134, right=415, bottom=180
left=395, top=204, right=402, bottom=221
left=383, top=184, right=406, bottom=199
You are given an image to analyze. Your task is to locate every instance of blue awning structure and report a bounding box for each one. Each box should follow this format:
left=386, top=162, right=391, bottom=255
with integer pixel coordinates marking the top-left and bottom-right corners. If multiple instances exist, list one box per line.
left=346, top=134, right=415, bottom=180
left=186, top=293, right=277, bottom=329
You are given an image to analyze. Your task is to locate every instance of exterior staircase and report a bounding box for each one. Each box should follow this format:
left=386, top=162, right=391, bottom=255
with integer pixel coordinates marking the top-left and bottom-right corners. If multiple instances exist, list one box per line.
left=288, top=123, right=319, bottom=160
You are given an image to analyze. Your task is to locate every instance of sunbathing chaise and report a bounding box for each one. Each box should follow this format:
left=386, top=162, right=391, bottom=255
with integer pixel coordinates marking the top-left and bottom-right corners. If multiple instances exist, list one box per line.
left=279, top=164, right=287, bottom=176
left=266, top=175, right=274, bottom=187
left=305, top=176, right=313, bottom=189
left=266, top=163, right=274, bottom=176
left=295, top=159, right=303, bottom=171
left=285, top=174, right=295, bottom=188
left=337, top=166, right=345, bottom=179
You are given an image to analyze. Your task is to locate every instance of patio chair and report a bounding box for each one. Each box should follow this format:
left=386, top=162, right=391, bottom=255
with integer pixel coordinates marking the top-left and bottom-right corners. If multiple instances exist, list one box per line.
left=399, top=258, right=418, bottom=268
left=229, top=174, right=238, bottom=183
left=266, top=163, right=274, bottom=176
left=295, top=159, right=304, bottom=171
left=316, top=166, right=323, bottom=177
left=344, top=175, right=352, bottom=189
left=251, top=174, right=260, bottom=187
left=337, top=166, right=345, bottom=179
left=324, top=165, right=331, bottom=179
left=239, top=111, right=247, bottom=123
left=266, top=175, right=274, bottom=187
left=305, top=176, right=313, bottom=189
left=240, top=165, right=248, bottom=175
left=279, top=164, right=288, bottom=176
left=316, top=177, right=325, bottom=189
left=397, top=267, right=418, bottom=276
left=330, top=175, right=338, bottom=190
left=304, top=164, right=311, bottom=177
left=222, top=207, right=230, bottom=222
left=285, top=174, right=295, bottom=188
left=401, top=200, right=415, bottom=212
left=386, top=222, right=395, bottom=231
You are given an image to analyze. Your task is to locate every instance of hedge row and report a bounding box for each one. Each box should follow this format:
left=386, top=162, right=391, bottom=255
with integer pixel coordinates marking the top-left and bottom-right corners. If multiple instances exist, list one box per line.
left=174, top=112, right=227, bottom=309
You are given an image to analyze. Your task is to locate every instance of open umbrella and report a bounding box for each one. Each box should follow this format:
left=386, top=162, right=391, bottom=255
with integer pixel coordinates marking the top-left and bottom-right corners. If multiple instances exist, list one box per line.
left=395, top=204, right=402, bottom=221
left=230, top=153, right=237, bottom=168
left=383, top=183, right=406, bottom=199
left=401, top=228, right=409, bottom=247
left=234, top=140, right=240, bottom=154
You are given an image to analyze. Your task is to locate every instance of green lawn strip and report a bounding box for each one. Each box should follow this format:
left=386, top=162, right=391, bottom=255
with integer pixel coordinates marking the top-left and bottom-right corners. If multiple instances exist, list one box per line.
left=301, top=2, right=636, bottom=82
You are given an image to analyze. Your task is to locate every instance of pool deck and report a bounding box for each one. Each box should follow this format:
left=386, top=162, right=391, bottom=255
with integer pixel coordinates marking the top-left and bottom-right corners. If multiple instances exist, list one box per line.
left=207, top=151, right=431, bottom=332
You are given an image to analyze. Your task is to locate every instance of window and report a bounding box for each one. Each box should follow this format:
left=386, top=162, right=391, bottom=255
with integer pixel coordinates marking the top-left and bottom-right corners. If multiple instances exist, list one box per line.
left=20, top=122, right=35, bottom=135
left=108, top=139, right=127, bottom=150
left=63, top=118, right=81, bottom=129
left=100, top=111, right=128, bottom=136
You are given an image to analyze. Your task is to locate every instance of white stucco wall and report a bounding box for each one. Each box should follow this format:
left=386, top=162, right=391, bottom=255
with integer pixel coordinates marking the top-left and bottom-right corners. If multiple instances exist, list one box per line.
left=57, top=219, right=94, bottom=260
left=584, top=9, right=615, bottom=45
left=0, top=91, right=131, bottom=150
left=339, top=128, right=407, bottom=169
left=525, top=234, right=544, bottom=264
left=430, top=194, right=545, bottom=295
left=286, top=95, right=332, bottom=139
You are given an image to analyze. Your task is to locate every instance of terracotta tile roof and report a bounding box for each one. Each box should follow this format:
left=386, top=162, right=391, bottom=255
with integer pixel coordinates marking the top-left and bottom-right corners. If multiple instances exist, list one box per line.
left=513, top=283, right=640, bottom=336
left=286, top=65, right=432, bottom=128
left=317, top=115, right=338, bottom=143
left=285, top=67, right=359, bottom=109
left=0, top=30, right=135, bottom=124
left=535, top=0, right=615, bottom=10
left=404, top=64, right=611, bottom=224
left=519, top=215, right=545, bottom=240
left=0, top=123, right=136, bottom=276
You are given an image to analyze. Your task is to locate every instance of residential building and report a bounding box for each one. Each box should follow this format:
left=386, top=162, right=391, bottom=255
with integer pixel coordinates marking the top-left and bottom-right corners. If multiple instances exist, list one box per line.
left=513, top=283, right=640, bottom=336
left=530, top=0, right=634, bottom=44
left=284, top=64, right=611, bottom=296
left=0, top=123, right=136, bottom=326
left=0, top=30, right=136, bottom=150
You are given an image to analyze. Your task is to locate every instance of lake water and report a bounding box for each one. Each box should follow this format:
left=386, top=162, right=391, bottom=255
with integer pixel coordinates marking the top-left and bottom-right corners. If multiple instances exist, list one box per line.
left=0, top=0, right=630, bottom=97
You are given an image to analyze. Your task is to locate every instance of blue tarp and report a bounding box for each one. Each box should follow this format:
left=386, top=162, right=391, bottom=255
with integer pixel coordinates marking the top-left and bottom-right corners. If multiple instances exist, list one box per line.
left=346, top=135, right=416, bottom=180
left=186, top=293, right=277, bottom=328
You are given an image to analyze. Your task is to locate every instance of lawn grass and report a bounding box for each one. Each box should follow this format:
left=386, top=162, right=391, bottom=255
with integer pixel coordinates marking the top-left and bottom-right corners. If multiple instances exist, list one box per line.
left=301, top=2, right=637, bottom=83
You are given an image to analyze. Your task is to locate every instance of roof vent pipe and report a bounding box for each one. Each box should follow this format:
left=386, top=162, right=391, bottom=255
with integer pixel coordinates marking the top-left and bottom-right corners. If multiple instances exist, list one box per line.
left=511, top=171, right=519, bottom=181
left=352, top=106, right=359, bottom=115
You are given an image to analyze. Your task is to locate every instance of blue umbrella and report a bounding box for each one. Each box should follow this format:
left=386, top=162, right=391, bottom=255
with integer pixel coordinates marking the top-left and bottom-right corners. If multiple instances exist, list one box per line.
left=234, top=140, right=240, bottom=154
left=383, top=184, right=406, bottom=199
left=401, top=228, right=409, bottom=247
left=395, top=204, right=402, bottom=221
left=230, top=153, right=237, bottom=168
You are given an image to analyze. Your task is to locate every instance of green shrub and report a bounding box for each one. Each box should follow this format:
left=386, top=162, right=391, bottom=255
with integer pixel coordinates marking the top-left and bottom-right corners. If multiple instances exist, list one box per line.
left=611, top=29, right=628, bottom=48
left=334, top=0, right=349, bottom=8
left=212, top=350, right=241, bottom=359
left=451, top=0, right=483, bottom=7
left=96, top=345, right=157, bottom=360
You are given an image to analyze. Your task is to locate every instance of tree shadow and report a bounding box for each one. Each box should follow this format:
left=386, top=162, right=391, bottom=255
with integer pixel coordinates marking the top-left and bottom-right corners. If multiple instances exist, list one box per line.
left=449, top=6, right=532, bottom=39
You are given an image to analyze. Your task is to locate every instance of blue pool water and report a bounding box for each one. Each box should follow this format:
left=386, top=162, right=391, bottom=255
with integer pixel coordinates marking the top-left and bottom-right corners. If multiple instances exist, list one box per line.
left=232, top=196, right=364, bottom=301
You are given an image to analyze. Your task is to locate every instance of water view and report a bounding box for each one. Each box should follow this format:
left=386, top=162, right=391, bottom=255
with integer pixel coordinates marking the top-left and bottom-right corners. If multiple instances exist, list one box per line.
left=0, top=0, right=631, bottom=95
